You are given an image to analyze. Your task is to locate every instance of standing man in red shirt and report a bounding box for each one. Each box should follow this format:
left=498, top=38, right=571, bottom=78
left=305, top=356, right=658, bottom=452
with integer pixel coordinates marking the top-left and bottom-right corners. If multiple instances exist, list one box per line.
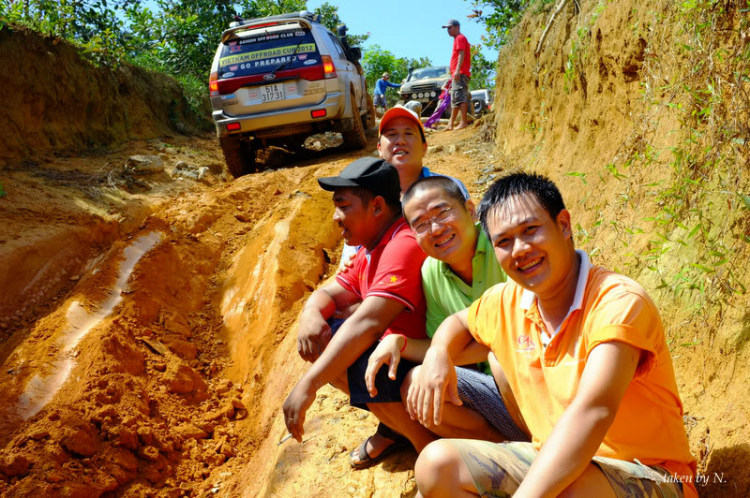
left=443, top=19, right=471, bottom=131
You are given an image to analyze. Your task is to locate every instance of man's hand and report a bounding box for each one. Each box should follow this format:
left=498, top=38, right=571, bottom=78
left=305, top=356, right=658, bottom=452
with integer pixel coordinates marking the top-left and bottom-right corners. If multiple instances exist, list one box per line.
left=407, top=346, right=462, bottom=426
left=364, top=334, right=405, bottom=397
left=282, top=380, right=317, bottom=442
left=339, top=251, right=356, bottom=270
left=297, top=311, right=332, bottom=363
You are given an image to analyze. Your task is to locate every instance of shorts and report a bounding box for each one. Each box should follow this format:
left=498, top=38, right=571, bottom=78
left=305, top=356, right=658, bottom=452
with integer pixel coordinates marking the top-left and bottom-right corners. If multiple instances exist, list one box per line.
left=373, top=93, right=387, bottom=107
left=328, top=319, right=418, bottom=409
left=450, top=74, right=470, bottom=107
left=448, top=440, right=685, bottom=497
left=455, top=367, right=530, bottom=442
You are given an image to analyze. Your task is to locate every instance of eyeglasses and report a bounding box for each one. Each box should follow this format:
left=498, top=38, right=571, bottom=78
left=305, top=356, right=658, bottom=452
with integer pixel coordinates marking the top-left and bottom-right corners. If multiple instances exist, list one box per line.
left=413, top=205, right=456, bottom=235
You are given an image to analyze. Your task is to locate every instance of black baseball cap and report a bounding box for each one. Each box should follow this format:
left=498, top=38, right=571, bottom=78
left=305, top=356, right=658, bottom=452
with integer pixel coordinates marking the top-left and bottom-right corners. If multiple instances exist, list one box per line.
left=318, top=157, right=401, bottom=203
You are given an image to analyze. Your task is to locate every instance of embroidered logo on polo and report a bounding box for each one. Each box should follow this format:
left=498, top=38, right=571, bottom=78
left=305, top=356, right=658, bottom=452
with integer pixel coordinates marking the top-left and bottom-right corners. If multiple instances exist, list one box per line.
left=516, top=335, right=536, bottom=352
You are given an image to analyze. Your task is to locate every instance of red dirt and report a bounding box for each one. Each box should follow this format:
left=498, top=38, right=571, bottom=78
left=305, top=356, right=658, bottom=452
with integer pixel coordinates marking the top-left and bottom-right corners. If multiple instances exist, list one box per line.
left=2, top=2, right=750, bottom=495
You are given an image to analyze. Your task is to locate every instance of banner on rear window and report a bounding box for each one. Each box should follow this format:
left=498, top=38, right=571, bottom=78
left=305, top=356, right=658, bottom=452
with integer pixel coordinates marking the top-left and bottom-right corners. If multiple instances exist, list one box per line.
left=219, top=43, right=316, bottom=67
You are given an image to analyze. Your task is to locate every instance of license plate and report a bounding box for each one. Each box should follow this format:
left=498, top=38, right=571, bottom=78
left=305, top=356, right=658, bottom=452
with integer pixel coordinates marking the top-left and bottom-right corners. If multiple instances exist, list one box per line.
left=261, top=83, right=285, bottom=103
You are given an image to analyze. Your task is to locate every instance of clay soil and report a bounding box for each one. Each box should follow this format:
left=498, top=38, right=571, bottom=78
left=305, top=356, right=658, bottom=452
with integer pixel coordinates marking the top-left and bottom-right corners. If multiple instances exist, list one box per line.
left=0, top=124, right=498, bottom=497
left=2, top=1, right=750, bottom=495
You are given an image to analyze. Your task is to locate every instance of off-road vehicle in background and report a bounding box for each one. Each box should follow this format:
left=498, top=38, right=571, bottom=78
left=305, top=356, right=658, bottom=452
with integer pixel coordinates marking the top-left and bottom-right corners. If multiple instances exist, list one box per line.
left=398, top=66, right=451, bottom=117
left=470, top=89, right=493, bottom=116
left=209, top=11, right=374, bottom=177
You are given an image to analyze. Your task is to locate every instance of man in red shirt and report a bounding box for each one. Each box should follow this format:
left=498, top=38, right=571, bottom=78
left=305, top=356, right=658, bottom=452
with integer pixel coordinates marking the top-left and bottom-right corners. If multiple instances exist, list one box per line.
left=443, top=19, right=471, bottom=131
left=283, top=157, right=437, bottom=465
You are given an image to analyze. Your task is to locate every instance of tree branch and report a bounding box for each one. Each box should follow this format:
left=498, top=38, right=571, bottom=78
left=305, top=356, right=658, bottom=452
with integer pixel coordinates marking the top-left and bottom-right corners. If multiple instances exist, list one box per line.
left=535, top=0, right=571, bottom=58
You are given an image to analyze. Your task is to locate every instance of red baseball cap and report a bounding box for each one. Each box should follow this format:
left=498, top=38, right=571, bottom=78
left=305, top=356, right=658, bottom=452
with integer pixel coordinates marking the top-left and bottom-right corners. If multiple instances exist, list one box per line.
left=379, top=106, right=427, bottom=143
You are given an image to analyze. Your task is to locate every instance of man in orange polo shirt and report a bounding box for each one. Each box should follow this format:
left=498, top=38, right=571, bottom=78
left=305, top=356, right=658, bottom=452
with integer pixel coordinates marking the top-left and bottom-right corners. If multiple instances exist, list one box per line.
left=408, top=172, right=697, bottom=498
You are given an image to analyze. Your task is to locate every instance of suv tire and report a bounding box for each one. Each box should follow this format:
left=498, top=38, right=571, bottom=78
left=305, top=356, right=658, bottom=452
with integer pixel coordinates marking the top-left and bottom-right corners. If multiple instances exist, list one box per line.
left=472, top=98, right=487, bottom=115
left=222, top=141, right=256, bottom=178
left=342, top=94, right=367, bottom=150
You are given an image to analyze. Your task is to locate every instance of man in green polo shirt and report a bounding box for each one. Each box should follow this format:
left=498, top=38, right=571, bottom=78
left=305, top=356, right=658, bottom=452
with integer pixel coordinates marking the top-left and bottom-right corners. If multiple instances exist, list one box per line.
left=364, top=176, right=529, bottom=444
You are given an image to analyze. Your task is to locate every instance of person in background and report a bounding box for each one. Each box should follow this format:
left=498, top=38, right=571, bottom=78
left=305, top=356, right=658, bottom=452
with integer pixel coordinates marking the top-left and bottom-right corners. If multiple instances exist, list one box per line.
left=443, top=19, right=471, bottom=131
left=373, top=72, right=401, bottom=114
left=424, top=80, right=451, bottom=130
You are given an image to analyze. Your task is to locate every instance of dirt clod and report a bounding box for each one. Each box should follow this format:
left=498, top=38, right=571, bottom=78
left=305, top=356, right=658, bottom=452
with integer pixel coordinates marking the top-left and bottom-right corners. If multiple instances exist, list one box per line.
left=61, top=424, right=99, bottom=457
left=0, top=454, right=31, bottom=477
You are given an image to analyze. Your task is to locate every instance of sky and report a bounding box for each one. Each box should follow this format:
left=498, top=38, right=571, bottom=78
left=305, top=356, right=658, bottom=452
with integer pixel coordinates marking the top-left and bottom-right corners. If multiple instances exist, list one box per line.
left=305, top=0, right=498, bottom=67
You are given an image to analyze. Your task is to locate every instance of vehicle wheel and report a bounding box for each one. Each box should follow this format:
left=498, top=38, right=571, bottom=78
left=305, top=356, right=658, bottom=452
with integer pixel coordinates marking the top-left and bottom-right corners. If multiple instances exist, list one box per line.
left=222, top=141, right=256, bottom=178
left=472, top=98, right=487, bottom=115
left=342, top=97, right=367, bottom=150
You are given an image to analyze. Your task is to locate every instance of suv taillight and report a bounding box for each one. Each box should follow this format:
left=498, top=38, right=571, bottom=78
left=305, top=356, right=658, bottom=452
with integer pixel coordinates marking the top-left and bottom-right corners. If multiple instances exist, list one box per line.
left=209, top=72, right=219, bottom=97
left=322, top=55, right=336, bottom=79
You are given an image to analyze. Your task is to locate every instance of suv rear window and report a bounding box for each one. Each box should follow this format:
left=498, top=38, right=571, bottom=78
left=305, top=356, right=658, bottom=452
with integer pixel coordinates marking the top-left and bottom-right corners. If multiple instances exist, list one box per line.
left=219, top=27, right=321, bottom=79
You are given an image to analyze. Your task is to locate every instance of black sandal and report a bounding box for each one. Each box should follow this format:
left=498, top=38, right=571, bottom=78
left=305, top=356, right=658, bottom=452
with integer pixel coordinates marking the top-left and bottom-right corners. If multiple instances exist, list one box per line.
left=348, top=423, right=411, bottom=469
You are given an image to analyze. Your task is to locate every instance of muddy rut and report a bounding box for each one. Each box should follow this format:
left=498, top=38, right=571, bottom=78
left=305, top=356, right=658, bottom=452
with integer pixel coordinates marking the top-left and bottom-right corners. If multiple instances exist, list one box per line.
left=0, top=128, right=493, bottom=497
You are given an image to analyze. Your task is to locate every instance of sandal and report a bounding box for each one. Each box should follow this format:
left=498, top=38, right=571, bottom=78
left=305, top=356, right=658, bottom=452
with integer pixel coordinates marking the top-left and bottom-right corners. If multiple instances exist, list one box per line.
left=348, top=423, right=411, bottom=470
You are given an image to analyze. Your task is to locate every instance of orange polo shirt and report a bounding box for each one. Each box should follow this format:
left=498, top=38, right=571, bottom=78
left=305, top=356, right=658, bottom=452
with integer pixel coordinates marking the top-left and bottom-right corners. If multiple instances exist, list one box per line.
left=467, top=252, right=697, bottom=497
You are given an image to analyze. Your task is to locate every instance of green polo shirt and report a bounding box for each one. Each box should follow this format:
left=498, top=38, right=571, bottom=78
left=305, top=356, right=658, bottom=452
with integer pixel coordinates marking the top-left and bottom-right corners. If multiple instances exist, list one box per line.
left=422, top=224, right=507, bottom=338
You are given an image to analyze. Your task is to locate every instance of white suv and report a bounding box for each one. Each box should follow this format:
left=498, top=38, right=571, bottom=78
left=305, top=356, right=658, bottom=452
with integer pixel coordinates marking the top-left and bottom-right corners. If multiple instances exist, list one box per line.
left=209, top=11, right=374, bottom=177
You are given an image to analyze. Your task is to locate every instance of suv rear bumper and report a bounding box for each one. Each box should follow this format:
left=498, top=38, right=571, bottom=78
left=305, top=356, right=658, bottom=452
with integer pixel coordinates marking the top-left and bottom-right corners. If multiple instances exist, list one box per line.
left=213, top=90, right=344, bottom=138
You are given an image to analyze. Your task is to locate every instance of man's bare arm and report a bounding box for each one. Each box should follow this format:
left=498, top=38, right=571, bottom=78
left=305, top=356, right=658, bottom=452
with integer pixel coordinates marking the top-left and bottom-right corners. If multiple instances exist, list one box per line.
left=297, top=281, right=360, bottom=362
left=454, top=50, right=466, bottom=80
left=407, top=308, right=475, bottom=425
left=513, top=341, right=642, bottom=497
left=283, top=295, right=405, bottom=441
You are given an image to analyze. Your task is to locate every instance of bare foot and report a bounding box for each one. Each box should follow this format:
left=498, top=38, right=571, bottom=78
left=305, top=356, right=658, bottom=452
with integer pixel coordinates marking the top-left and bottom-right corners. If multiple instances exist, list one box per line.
left=455, top=123, right=468, bottom=130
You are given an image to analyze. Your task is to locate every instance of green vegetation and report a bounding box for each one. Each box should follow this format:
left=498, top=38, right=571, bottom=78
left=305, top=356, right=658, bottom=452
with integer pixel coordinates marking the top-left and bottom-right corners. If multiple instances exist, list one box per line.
left=463, top=0, right=555, bottom=49
left=361, top=47, right=431, bottom=106
left=563, top=1, right=606, bottom=93
left=469, top=44, right=497, bottom=91
left=562, top=0, right=750, bottom=329
left=0, top=182, right=6, bottom=197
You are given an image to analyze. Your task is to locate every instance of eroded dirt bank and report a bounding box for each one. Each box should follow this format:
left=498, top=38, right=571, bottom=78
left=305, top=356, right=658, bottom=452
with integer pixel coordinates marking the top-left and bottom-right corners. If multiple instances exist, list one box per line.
left=492, top=1, right=750, bottom=496
left=1, top=1, right=749, bottom=496
left=0, top=28, right=204, bottom=170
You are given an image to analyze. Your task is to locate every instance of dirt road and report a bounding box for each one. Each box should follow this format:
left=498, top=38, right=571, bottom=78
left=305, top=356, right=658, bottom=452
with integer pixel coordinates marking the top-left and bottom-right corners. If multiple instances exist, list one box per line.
left=0, top=123, right=497, bottom=497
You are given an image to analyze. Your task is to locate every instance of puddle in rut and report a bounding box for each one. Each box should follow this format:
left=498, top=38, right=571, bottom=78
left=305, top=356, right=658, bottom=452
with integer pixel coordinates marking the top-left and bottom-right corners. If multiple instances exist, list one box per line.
left=15, top=232, right=162, bottom=419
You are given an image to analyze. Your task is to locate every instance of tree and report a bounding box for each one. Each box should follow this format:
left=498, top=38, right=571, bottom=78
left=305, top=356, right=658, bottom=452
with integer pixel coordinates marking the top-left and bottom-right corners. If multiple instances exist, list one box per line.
left=463, top=0, right=543, bottom=49
left=362, top=45, right=431, bottom=106
left=469, top=43, right=496, bottom=90
left=312, top=2, right=367, bottom=48
left=126, top=0, right=309, bottom=80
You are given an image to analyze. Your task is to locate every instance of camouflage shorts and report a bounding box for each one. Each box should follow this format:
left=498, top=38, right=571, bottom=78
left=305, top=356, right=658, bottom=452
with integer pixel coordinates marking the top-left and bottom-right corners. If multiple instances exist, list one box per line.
left=450, top=74, right=470, bottom=106
left=449, top=440, right=685, bottom=498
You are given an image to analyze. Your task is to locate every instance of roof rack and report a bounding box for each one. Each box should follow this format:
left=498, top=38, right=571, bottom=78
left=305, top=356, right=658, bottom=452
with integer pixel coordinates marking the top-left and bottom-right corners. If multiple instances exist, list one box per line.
left=221, top=11, right=320, bottom=43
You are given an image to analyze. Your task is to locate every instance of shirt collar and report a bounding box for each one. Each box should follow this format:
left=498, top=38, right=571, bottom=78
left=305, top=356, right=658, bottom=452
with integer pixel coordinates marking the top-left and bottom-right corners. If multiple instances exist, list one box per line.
left=520, top=250, right=591, bottom=312
left=365, top=217, right=408, bottom=256
left=438, top=223, right=483, bottom=277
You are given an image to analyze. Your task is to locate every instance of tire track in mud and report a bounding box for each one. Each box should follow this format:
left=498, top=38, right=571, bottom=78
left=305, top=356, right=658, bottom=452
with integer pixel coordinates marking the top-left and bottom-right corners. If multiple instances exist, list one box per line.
left=0, top=159, right=349, bottom=496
